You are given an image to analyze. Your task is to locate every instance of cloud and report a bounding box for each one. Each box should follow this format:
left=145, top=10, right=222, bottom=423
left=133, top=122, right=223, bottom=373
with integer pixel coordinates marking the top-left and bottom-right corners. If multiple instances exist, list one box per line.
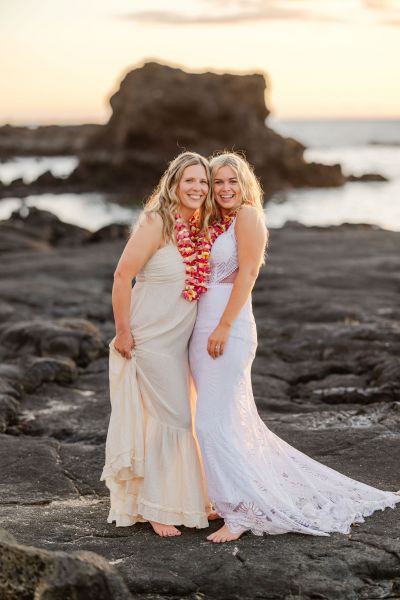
left=120, top=0, right=400, bottom=27
left=121, top=1, right=342, bottom=26
left=362, top=0, right=400, bottom=24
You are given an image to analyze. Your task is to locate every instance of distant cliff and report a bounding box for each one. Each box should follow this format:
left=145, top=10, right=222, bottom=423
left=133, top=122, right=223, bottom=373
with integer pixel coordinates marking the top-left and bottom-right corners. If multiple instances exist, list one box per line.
left=70, top=62, right=345, bottom=200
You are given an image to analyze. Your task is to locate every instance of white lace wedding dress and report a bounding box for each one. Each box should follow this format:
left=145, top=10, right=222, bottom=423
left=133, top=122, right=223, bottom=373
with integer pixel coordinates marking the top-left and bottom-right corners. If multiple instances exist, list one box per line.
left=189, top=217, right=400, bottom=536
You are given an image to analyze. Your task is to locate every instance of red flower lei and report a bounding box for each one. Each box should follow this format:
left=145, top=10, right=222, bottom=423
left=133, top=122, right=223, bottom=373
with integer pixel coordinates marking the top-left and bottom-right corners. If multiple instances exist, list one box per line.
left=174, top=209, right=239, bottom=302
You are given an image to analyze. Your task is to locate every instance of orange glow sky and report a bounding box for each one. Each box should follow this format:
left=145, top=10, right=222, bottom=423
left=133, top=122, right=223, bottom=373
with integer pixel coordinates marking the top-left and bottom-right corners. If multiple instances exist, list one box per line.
left=1, top=0, right=400, bottom=124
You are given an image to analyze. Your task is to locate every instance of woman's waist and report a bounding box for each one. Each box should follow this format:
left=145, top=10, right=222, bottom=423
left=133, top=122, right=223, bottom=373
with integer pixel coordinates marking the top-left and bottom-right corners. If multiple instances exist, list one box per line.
left=196, top=285, right=254, bottom=323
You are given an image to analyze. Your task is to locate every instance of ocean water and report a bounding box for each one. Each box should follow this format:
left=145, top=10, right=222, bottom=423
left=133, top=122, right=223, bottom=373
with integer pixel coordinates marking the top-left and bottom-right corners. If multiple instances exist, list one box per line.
left=0, top=156, right=78, bottom=185
left=267, top=118, right=400, bottom=231
left=0, top=119, right=399, bottom=231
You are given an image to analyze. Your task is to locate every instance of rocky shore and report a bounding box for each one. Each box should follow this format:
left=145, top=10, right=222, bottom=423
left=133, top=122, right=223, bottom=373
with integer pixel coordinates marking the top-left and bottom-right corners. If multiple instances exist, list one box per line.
left=0, top=124, right=100, bottom=158
left=0, top=207, right=399, bottom=599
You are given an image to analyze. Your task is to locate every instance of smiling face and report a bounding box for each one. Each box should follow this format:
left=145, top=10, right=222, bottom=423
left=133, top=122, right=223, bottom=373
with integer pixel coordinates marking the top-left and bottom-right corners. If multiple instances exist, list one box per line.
left=176, top=164, right=209, bottom=220
left=213, top=165, right=243, bottom=216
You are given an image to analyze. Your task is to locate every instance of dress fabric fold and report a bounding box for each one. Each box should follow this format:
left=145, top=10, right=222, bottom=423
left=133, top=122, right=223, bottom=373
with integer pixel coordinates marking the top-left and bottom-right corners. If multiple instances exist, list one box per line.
left=101, top=243, right=210, bottom=528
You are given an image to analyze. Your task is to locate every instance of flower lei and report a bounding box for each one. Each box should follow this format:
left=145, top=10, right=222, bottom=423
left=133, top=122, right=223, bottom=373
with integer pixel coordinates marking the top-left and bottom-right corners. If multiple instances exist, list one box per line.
left=174, top=209, right=239, bottom=302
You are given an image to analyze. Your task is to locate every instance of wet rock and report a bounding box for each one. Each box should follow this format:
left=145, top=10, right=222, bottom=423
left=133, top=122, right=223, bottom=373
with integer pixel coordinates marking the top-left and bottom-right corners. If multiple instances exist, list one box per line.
left=21, top=356, right=78, bottom=392
left=7, top=206, right=90, bottom=246
left=0, top=395, right=19, bottom=433
left=0, top=319, right=104, bottom=365
left=0, top=527, right=131, bottom=600
left=348, top=172, right=388, bottom=182
left=87, top=223, right=130, bottom=243
left=0, top=434, right=78, bottom=504
left=0, top=222, right=51, bottom=253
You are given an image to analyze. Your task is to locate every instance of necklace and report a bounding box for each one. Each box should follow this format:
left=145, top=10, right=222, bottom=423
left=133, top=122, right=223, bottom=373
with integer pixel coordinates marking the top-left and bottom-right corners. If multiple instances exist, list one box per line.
left=174, top=208, right=239, bottom=302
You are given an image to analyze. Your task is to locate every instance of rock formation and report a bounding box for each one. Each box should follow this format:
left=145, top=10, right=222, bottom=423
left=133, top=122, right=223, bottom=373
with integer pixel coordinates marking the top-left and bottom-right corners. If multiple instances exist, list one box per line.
left=70, top=62, right=346, bottom=200
left=0, top=528, right=131, bottom=600
left=0, top=63, right=387, bottom=201
left=0, top=207, right=399, bottom=598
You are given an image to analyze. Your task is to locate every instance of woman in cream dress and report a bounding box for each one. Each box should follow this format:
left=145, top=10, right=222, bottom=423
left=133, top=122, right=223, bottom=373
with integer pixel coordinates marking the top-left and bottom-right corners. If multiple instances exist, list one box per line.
left=189, top=152, right=400, bottom=543
left=101, top=152, right=212, bottom=537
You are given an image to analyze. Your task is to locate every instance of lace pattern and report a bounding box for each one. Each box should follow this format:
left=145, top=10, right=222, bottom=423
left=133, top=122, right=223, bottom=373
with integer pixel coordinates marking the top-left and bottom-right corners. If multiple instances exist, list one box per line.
left=189, top=220, right=400, bottom=537
left=209, top=217, right=238, bottom=284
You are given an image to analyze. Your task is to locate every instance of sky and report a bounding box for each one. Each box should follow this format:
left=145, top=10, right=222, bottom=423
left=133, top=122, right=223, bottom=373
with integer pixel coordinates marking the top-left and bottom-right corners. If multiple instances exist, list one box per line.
left=1, top=0, right=400, bottom=124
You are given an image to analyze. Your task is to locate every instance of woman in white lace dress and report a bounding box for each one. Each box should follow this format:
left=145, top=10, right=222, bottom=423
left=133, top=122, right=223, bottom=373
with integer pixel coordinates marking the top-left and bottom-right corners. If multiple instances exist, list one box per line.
left=189, top=152, right=400, bottom=543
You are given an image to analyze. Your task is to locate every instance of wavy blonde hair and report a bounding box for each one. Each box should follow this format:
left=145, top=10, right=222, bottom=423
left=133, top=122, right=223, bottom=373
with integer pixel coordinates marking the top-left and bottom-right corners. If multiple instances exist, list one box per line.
left=209, top=151, right=268, bottom=260
left=209, top=152, right=264, bottom=222
left=142, top=151, right=213, bottom=242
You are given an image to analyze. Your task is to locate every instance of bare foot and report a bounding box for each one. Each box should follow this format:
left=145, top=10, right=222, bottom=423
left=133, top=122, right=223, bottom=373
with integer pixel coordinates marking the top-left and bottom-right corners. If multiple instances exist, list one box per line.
left=208, top=512, right=221, bottom=521
left=207, top=524, right=246, bottom=543
left=149, top=521, right=182, bottom=537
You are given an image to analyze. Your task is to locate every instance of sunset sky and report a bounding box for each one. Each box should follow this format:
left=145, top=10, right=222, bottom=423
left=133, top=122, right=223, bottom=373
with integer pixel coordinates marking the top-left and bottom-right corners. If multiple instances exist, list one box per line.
left=1, top=0, right=400, bottom=124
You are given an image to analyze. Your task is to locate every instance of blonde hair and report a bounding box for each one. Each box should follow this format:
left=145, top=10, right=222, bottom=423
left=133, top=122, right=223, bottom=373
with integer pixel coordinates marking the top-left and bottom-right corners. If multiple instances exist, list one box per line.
left=142, top=151, right=213, bottom=242
left=209, top=152, right=264, bottom=221
left=210, top=151, right=268, bottom=261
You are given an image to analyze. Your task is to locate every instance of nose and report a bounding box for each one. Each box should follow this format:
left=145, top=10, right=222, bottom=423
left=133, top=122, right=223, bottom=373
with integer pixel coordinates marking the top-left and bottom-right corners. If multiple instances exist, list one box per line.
left=191, top=180, right=201, bottom=190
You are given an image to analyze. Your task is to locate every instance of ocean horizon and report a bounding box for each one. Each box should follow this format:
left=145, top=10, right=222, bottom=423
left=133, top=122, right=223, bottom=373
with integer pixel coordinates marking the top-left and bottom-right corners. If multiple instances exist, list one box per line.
left=1, top=117, right=400, bottom=232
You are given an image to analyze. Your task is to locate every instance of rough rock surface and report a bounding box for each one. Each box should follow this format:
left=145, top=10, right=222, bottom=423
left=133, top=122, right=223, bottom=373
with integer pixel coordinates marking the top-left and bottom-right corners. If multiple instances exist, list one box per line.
left=0, top=124, right=100, bottom=157
left=0, top=528, right=131, bottom=599
left=0, top=208, right=399, bottom=599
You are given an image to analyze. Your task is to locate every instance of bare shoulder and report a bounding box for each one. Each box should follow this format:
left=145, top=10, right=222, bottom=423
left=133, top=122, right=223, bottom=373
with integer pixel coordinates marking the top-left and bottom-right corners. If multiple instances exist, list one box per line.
left=236, top=205, right=265, bottom=230
left=134, top=210, right=164, bottom=233
left=126, top=210, right=164, bottom=256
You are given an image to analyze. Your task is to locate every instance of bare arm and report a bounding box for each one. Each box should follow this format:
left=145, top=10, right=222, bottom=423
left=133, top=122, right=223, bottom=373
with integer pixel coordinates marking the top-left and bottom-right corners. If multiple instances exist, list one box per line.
left=207, top=206, right=267, bottom=358
left=113, top=212, right=164, bottom=358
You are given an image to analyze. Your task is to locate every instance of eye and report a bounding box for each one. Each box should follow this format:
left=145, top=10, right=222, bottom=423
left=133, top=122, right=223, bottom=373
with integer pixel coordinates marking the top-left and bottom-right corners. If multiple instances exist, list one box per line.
left=201, top=179, right=208, bottom=185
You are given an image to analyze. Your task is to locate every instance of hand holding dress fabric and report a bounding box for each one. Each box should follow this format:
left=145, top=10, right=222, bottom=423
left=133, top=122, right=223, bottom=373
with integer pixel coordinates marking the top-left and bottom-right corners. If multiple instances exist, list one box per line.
left=114, top=330, right=135, bottom=359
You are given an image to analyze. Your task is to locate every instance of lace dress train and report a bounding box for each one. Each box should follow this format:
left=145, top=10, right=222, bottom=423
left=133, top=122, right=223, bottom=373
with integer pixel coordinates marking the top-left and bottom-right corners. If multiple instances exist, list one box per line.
left=189, top=218, right=400, bottom=536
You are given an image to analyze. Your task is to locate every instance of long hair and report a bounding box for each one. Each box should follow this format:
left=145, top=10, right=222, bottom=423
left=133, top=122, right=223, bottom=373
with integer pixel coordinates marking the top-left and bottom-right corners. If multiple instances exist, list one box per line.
left=142, top=151, right=213, bottom=241
left=209, top=151, right=268, bottom=260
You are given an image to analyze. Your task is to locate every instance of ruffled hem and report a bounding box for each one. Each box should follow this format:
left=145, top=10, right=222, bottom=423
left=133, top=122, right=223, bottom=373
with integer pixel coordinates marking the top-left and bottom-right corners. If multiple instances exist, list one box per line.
left=216, top=490, right=400, bottom=538
left=100, top=450, right=144, bottom=481
left=107, top=495, right=210, bottom=528
left=102, top=400, right=211, bottom=528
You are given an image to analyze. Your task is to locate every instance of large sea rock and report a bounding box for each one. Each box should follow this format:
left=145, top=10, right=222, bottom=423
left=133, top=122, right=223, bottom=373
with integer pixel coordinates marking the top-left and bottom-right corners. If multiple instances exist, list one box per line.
left=1, top=63, right=385, bottom=201
left=69, top=62, right=345, bottom=199
left=0, top=207, right=399, bottom=599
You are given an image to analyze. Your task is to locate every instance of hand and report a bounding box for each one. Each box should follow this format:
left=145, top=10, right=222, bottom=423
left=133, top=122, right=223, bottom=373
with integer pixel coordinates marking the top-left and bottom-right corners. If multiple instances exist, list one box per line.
left=207, top=323, right=231, bottom=359
left=114, top=330, right=135, bottom=359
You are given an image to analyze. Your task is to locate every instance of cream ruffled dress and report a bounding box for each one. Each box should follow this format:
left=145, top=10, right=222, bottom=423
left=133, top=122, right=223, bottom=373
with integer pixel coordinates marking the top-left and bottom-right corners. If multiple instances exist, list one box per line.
left=100, top=242, right=210, bottom=527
